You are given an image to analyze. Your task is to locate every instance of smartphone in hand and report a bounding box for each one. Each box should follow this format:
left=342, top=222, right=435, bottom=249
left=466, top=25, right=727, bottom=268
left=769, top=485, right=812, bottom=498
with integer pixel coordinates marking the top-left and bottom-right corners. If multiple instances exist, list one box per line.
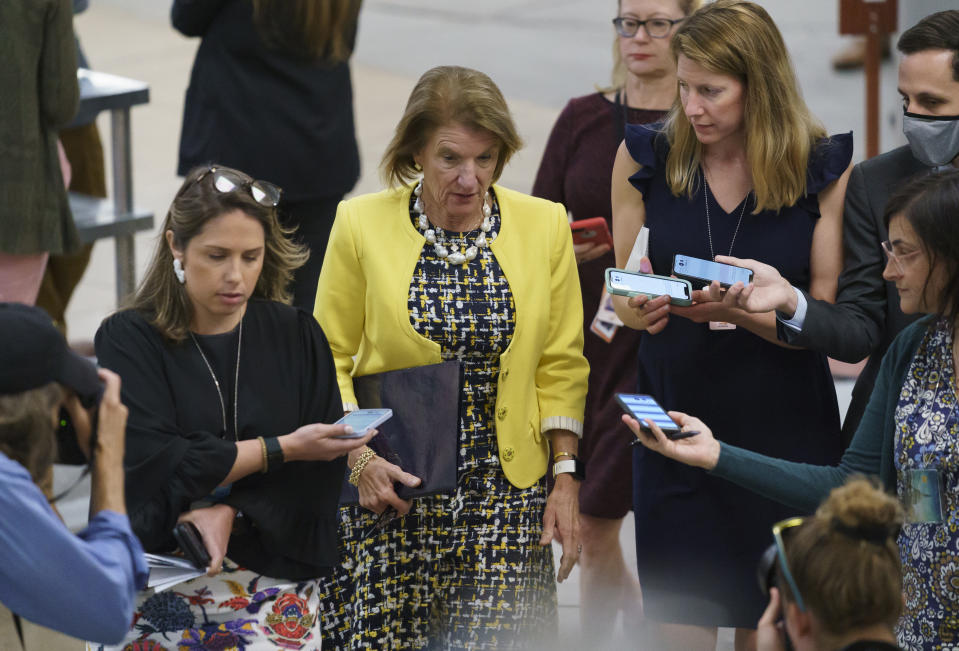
left=332, top=408, right=393, bottom=439
left=616, top=393, right=696, bottom=440
left=173, top=521, right=212, bottom=570
left=672, top=254, right=753, bottom=289
left=605, top=268, right=693, bottom=307
left=570, top=217, right=613, bottom=248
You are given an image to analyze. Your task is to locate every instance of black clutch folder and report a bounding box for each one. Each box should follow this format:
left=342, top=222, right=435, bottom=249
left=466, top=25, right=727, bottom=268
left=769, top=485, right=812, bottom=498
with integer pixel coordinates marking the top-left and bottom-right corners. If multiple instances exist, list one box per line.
left=339, top=360, right=461, bottom=505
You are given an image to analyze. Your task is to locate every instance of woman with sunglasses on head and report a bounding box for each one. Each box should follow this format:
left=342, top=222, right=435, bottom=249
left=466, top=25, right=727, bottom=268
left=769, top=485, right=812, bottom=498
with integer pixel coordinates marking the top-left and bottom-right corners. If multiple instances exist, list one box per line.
left=531, top=0, right=698, bottom=640
left=756, top=478, right=904, bottom=651
left=610, top=1, right=853, bottom=648
left=628, top=170, right=959, bottom=649
left=93, top=165, right=373, bottom=650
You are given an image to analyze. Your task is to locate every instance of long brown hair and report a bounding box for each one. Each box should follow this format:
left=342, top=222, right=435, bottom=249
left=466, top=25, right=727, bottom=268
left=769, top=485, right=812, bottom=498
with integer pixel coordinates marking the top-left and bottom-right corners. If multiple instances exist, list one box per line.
left=251, top=0, right=362, bottom=62
left=131, top=165, right=307, bottom=342
left=665, top=0, right=826, bottom=213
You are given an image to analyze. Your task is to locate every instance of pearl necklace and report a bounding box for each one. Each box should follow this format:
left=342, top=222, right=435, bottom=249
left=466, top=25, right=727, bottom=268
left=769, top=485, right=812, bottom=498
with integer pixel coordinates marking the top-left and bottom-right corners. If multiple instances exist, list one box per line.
left=413, top=181, right=494, bottom=266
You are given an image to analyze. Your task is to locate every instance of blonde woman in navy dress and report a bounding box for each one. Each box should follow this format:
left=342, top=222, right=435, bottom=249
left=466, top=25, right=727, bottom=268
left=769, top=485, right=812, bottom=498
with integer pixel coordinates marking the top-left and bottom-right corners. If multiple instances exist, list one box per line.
left=610, top=2, right=853, bottom=649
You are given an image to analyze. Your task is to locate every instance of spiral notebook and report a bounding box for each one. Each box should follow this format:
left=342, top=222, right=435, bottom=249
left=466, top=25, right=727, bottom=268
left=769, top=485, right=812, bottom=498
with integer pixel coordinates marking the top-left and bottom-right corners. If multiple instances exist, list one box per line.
left=339, top=360, right=461, bottom=505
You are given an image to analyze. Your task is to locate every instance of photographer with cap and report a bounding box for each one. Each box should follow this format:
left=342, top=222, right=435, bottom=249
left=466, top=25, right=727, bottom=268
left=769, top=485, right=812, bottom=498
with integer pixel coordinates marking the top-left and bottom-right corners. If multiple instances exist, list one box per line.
left=0, top=303, right=147, bottom=646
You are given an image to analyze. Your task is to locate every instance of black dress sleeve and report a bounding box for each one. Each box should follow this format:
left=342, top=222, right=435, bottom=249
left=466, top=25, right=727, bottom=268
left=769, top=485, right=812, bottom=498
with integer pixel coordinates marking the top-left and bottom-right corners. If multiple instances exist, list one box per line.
left=217, top=308, right=347, bottom=577
left=624, top=122, right=668, bottom=197
left=95, top=311, right=237, bottom=552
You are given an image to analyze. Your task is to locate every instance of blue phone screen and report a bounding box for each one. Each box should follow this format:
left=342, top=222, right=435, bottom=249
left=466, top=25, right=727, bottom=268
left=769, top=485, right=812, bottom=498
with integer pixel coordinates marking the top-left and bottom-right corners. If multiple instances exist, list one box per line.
left=674, top=255, right=752, bottom=286
left=617, top=394, right=678, bottom=431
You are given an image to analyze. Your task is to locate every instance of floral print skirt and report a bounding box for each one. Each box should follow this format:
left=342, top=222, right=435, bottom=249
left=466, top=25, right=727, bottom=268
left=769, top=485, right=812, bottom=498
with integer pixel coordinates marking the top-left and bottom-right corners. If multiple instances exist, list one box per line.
left=88, top=562, right=321, bottom=651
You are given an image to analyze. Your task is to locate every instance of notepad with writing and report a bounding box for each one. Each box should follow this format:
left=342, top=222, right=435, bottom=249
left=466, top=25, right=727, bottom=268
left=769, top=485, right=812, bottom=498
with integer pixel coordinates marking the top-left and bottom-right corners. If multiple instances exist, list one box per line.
left=339, top=361, right=460, bottom=505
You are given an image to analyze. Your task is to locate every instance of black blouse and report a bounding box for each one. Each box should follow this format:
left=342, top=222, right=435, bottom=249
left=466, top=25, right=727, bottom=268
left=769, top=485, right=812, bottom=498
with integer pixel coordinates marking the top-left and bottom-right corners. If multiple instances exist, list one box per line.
left=95, top=299, right=345, bottom=580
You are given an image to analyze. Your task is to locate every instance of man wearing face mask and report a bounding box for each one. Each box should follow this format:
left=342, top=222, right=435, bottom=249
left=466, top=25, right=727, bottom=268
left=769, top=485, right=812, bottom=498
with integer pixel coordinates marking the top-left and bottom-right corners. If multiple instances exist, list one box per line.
left=712, top=10, right=959, bottom=448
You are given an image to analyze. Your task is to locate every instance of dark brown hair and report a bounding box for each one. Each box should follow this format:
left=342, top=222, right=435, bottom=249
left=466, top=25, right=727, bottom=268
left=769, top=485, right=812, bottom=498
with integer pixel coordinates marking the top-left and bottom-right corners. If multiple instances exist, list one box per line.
left=0, top=383, right=62, bottom=483
left=883, top=169, right=959, bottom=326
left=380, top=66, right=523, bottom=188
left=251, top=0, right=361, bottom=63
left=779, top=478, right=903, bottom=636
left=897, top=10, right=959, bottom=82
left=131, top=165, right=307, bottom=342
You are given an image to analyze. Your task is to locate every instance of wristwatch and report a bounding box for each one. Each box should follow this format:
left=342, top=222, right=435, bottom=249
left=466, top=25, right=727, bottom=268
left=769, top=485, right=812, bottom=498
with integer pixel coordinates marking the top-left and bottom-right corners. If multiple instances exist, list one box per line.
left=552, top=457, right=586, bottom=481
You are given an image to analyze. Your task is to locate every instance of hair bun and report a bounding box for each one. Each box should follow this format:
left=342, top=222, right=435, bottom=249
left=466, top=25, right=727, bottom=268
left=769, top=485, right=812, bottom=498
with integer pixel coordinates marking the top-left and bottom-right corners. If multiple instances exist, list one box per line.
left=817, top=477, right=904, bottom=545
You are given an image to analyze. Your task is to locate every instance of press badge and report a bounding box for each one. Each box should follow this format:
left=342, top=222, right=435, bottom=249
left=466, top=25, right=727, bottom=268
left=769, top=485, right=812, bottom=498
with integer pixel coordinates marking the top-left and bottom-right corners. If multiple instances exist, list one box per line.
left=903, top=469, right=944, bottom=524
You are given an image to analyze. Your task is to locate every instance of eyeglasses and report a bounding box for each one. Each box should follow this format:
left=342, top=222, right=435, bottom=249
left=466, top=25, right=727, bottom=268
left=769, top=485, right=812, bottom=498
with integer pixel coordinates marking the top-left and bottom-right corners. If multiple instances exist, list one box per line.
left=771, top=517, right=807, bottom=612
left=881, top=240, right=923, bottom=274
left=612, top=16, right=683, bottom=39
left=194, top=167, right=282, bottom=207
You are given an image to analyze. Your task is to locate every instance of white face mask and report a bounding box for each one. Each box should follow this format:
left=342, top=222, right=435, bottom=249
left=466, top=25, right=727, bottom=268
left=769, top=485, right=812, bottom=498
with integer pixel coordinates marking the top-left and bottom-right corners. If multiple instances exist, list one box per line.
left=903, top=111, right=959, bottom=168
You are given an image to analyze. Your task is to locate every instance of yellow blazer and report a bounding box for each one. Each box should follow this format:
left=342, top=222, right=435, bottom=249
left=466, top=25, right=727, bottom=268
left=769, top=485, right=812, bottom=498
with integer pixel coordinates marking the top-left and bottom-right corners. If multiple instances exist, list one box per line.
left=314, top=184, right=588, bottom=489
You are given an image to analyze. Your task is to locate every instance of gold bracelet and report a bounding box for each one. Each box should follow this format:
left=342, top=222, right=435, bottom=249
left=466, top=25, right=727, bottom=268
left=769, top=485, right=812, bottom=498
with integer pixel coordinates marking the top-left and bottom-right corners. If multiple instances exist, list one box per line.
left=348, top=449, right=377, bottom=486
left=258, top=437, right=268, bottom=474
left=553, top=451, right=575, bottom=462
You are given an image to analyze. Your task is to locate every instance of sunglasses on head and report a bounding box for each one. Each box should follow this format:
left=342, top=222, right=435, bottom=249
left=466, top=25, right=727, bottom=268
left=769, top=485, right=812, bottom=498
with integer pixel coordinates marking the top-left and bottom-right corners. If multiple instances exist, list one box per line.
left=193, top=166, right=282, bottom=207
left=757, top=516, right=807, bottom=612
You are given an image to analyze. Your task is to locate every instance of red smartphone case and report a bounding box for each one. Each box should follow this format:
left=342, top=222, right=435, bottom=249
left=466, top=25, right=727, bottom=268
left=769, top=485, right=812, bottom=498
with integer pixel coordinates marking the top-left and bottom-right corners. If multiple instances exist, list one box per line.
left=570, top=217, right=613, bottom=248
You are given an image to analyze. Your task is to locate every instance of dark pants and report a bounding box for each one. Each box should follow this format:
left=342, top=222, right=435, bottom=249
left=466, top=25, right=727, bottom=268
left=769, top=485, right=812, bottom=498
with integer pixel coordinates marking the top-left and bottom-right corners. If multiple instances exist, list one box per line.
left=279, top=195, right=342, bottom=313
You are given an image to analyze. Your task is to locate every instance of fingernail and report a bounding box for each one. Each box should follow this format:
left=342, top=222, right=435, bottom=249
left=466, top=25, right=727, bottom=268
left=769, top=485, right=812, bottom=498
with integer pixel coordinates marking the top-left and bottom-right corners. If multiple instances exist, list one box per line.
left=343, top=425, right=354, bottom=435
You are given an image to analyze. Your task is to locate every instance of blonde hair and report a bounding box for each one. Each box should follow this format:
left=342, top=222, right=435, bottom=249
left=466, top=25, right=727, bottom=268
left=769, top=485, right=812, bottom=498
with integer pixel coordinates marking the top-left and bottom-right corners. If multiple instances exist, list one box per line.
left=665, top=0, right=826, bottom=213
left=781, top=478, right=904, bottom=636
left=604, top=0, right=702, bottom=93
left=380, top=66, right=523, bottom=188
left=131, top=165, right=308, bottom=342
left=251, top=0, right=361, bottom=63
left=0, top=383, right=62, bottom=483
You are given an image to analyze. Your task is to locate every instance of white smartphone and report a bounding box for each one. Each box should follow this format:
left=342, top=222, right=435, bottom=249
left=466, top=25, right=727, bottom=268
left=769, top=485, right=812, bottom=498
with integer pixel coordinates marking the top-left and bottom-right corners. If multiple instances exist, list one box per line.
left=332, top=408, right=393, bottom=439
left=672, top=254, right=753, bottom=289
left=604, top=268, right=693, bottom=306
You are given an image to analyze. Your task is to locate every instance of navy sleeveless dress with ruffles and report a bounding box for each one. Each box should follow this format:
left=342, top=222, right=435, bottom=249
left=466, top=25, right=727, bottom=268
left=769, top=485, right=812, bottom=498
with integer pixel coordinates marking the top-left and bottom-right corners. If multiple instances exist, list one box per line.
left=624, top=124, right=852, bottom=627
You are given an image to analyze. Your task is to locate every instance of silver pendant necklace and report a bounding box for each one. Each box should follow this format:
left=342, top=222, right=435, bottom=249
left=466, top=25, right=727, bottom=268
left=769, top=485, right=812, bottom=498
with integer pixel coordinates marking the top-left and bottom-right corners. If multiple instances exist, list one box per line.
left=189, top=319, right=242, bottom=441
left=703, top=172, right=749, bottom=331
left=703, top=175, right=749, bottom=261
left=413, top=181, right=495, bottom=266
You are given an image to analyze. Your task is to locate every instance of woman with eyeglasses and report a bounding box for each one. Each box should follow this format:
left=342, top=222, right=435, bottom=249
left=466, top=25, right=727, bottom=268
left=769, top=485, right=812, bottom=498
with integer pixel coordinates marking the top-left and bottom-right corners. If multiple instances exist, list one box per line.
left=628, top=170, right=959, bottom=649
left=609, top=1, right=853, bottom=648
left=93, top=165, right=372, bottom=649
left=755, top=478, right=904, bottom=651
left=531, top=0, right=699, bottom=640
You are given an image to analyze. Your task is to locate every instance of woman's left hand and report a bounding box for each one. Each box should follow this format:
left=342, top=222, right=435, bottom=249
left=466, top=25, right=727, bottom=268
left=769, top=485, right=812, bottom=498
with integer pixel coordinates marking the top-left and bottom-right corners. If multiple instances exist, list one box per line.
left=178, top=504, right=236, bottom=576
left=540, top=474, right=581, bottom=583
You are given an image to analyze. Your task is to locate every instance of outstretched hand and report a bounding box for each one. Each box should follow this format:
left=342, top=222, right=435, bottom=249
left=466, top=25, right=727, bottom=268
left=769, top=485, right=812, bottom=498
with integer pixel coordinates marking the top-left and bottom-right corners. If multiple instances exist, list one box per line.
left=711, top=256, right=797, bottom=315
left=623, top=410, right=721, bottom=471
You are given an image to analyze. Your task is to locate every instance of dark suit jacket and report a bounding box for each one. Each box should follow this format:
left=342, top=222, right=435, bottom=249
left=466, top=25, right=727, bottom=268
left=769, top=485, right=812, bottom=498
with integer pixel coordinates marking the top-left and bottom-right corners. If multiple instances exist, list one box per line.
left=778, top=144, right=928, bottom=446
left=0, top=0, right=78, bottom=255
left=172, top=0, right=360, bottom=203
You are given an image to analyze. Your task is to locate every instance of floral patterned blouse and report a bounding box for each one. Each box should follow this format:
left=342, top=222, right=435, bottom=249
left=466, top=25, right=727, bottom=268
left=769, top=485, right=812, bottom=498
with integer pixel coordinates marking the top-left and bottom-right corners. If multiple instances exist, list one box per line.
left=894, top=318, right=959, bottom=649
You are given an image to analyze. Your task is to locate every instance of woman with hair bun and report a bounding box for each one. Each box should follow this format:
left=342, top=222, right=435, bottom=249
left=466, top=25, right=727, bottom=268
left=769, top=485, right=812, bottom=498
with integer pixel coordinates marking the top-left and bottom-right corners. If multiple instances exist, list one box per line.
left=757, top=477, right=904, bottom=651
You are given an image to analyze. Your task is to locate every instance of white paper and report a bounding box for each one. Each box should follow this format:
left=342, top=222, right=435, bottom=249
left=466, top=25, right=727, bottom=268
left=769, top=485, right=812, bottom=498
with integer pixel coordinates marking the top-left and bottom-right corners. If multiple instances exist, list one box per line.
left=145, top=553, right=206, bottom=592
left=624, top=226, right=649, bottom=272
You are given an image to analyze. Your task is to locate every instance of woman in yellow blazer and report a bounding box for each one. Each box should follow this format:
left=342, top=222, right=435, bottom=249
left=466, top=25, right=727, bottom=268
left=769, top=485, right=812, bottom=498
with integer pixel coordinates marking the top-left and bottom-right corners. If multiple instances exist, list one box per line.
left=315, top=66, right=589, bottom=649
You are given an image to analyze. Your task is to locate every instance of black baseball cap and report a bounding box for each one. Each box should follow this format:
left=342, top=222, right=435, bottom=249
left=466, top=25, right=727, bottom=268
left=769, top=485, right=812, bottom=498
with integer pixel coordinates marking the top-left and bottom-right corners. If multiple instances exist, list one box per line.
left=0, top=303, right=102, bottom=407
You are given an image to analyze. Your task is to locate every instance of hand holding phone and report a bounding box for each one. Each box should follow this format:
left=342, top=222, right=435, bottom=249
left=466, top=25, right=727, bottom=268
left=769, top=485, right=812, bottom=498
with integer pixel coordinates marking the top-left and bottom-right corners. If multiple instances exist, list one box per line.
left=605, top=268, right=693, bottom=307
left=615, top=394, right=690, bottom=439
left=333, top=408, right=393, bottom=439
left=672, top=254, right=753, bottom=289
left=570, top=217, right=614, bottom=248
left=173, top=521, right=212, bottom=570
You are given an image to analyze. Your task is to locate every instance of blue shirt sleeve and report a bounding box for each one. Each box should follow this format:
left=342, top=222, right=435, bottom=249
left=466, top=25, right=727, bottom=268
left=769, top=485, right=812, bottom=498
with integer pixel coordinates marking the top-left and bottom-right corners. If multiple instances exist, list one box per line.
left=0, top=454, right=147, bottom=644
